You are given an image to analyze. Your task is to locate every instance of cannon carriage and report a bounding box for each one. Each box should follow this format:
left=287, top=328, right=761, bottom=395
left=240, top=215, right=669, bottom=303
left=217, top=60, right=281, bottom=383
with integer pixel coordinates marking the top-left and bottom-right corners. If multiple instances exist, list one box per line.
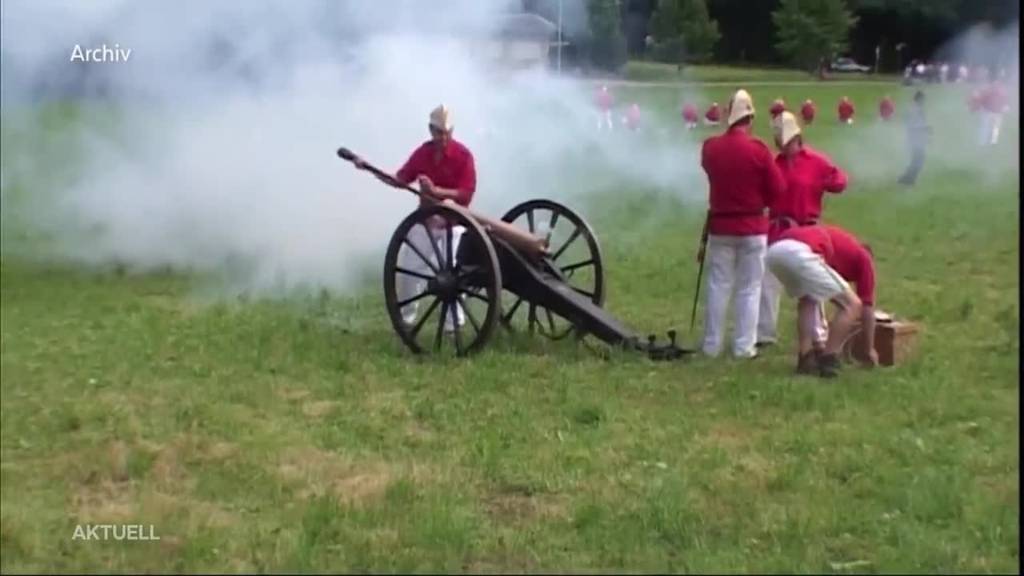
left=339, top=147, right=692, bottom=360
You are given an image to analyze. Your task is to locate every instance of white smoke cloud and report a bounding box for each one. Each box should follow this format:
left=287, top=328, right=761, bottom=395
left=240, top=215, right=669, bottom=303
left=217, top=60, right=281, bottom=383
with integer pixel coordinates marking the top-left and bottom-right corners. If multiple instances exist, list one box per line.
left=0, top=0, right=706, bottom=296
left=827, top=23, right=1019, bottom=191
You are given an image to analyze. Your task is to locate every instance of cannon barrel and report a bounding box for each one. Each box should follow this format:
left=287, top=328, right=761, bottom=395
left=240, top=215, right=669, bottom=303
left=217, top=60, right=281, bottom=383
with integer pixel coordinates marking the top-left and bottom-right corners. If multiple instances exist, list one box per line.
left=337, top=147, right=548, bottom=259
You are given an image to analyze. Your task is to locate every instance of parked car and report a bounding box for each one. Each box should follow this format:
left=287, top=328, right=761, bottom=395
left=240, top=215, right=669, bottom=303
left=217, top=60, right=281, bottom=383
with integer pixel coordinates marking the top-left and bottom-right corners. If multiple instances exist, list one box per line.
left=831, top=57, right=871, bottom=73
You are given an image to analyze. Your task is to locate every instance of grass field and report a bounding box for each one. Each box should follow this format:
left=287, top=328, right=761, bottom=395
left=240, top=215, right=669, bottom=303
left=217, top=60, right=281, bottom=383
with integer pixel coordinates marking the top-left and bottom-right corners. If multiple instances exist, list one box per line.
left=1, top=78, right=1020, bottom=573
left=622, top=61, right=901, bottom=84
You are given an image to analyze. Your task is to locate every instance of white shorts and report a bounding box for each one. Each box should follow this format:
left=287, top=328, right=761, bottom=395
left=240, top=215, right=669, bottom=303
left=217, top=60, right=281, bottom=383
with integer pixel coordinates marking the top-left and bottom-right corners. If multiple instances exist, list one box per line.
left=766, top=240, right=850, bottom=303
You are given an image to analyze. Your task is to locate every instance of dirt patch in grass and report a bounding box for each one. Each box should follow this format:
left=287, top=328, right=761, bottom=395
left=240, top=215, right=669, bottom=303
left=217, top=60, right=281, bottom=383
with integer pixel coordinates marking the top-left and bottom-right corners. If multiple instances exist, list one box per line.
left=482, top=483, right=570, bottom=526
left=68, top=437, right=240, bottom=530
left=694, top=421, right=761, bottom=452
left=301, top=401, right=338, bottom=419
left=71, top=480, right=137, bottom=523
left=484, top=491, right=570, bottom=525
left=276, top=388, right=311, bottom=402
left=275, top=447, right=394, bottom=506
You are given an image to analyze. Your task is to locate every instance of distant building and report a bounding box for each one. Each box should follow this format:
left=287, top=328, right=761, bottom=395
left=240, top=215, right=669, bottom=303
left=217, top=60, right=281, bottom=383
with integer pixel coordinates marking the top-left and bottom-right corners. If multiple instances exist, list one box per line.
left=484, top=13, right=558, bottom=69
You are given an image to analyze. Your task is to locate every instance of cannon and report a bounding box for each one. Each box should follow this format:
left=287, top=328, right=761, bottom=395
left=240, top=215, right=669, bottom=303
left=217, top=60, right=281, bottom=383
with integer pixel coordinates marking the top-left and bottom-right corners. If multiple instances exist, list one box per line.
left=338, top=147, right=694, bottom=361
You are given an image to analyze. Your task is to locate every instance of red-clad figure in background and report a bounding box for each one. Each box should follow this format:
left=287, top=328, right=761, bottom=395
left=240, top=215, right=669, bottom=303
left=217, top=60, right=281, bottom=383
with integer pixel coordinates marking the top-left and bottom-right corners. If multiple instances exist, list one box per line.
left=879, top=95, right=895, bottom=121
left=682, top=102, right=699, bottom=130
left=800, top=99, right=817, bottom=124
left=838, top=96, right=855, bottom=124
left=704, top=101, right=722, bottom=126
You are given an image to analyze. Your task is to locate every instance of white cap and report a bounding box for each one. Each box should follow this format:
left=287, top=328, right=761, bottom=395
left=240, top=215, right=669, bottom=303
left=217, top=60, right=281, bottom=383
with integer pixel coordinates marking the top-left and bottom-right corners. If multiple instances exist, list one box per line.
left=727, top=89, right=755, bottom=126
left=772, top=111, right=802, bottom=147
left=429, top=105, right=453, bottom=131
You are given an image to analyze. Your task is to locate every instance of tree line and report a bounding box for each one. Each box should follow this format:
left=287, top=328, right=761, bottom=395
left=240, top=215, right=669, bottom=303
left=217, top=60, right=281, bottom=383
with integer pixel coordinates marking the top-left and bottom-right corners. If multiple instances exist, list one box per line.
left=523, top=0, right=1018, bottom=73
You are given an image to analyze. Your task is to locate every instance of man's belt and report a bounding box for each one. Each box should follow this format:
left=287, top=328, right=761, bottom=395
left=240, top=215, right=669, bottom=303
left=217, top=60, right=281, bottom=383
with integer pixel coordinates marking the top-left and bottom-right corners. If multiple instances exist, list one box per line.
left=709, top=209, right=768, bottom=219
left=770, top=216, right=818, bottom=230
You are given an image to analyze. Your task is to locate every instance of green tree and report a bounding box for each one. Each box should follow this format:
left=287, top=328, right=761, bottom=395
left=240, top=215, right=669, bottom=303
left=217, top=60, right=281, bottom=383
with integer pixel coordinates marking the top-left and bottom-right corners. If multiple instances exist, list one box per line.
left=772, top=0, right=858, bottom=71
left=649, top=0, right=721, bottom=64
left=584, top=0, right=628, bottom=71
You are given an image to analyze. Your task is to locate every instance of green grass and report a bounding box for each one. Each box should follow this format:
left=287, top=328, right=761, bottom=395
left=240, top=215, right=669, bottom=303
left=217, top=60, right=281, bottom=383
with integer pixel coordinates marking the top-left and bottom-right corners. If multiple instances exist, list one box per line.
left=1, top=79, right=1019, bottom=573
left=623, top=61, right=901, bottom=84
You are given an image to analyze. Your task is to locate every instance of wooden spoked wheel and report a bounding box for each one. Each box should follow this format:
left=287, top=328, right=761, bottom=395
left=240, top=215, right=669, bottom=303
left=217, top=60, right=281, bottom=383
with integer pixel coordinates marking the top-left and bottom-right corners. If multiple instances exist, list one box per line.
left=499, top=199, right=605, bottom=340
left=383, top=204, right=502, bottom=356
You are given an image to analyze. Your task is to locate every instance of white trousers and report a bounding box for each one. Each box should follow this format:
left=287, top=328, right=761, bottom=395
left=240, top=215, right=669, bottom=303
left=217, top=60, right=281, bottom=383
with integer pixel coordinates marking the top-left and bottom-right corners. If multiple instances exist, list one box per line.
left=397, top=225, right=465, bottom=328
left=758, top=269, right=829, bottom=345
left=979, top=111, right=1003, bottom=146
left=766, top=240, right=850, bottom=303
left=597, top=110, right=614, bottom=131
left=702, top=234, right=766, bottom=358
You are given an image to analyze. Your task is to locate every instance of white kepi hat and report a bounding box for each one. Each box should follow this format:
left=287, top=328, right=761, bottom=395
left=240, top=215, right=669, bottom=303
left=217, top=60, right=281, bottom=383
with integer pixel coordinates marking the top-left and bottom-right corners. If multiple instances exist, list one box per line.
left=726, top=89, right=756, bottom=126
left=429, top=105, right=453, bottom=131
left=772, top=110, right=802, bottom=147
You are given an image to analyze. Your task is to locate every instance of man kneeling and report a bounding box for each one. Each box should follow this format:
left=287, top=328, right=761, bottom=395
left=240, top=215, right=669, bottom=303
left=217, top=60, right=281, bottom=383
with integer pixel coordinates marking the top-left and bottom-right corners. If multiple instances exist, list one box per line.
left=766, top=224, right=879, bottom=377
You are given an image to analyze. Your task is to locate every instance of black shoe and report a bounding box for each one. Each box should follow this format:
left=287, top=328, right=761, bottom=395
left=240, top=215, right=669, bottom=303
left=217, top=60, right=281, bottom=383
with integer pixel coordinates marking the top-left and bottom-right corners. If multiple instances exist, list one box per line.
left=796, top=351, right=819, bottom=375
left=756, top=341, right=776, bottom=349
left=818, top=352, right=841, bottom=378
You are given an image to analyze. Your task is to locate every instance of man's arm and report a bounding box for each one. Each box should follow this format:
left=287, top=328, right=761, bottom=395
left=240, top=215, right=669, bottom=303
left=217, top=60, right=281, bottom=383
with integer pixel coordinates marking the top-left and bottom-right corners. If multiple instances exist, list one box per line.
left=763, top=149, right=787, bottom=207
left=821, top=156, right=848, bottom=194
left=856, top=257, right=879, bottom=367
left=419, top=154, right=476, bottom=205
left=858, top=303, right=878, bottom=367
left=394, top=153, right=418, bottom=186
left=351, top=154, right=406, bottom=189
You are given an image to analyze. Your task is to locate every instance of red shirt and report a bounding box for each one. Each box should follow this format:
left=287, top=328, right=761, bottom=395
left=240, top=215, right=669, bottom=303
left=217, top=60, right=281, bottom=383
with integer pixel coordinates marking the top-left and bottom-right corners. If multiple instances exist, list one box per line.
left=682, top=104, right=699, bottom=122
left=879, top=98, right=895, bottom=120
left=770, top=147, right=847, bottom=242
left=706, top=104, right=721, bottom=122
left=776, top=225, right=876, bottom=305
left=801, top=101, right=816, bottom=123
left=595, top=89, right=613, bottom=110
left=396, top=139, right=476, bottom=207
left=968, top=90, right=983, bottom=112
left=701, top=126, right=786, bottom=236
left=838, top=100, right=855, bottom=121
left=982, top=83, right=1008, bottom=113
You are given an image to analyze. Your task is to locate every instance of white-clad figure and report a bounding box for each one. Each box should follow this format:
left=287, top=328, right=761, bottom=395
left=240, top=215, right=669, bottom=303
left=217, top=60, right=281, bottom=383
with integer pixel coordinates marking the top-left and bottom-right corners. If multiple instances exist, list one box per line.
left=979, top=82, right=1009, bottom=146
left=595, top=85, right=614, bottom=131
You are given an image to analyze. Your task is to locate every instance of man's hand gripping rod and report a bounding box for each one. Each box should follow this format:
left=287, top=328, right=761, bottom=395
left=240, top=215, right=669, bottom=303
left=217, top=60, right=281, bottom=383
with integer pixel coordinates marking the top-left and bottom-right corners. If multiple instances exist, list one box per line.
left=336, top=147, right=549, bottom=259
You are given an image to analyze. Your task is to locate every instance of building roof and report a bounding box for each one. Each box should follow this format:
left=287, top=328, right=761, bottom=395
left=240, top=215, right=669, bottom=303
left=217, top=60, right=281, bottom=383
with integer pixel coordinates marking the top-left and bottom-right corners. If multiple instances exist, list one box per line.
left=496, top=13, right=557, bottom=41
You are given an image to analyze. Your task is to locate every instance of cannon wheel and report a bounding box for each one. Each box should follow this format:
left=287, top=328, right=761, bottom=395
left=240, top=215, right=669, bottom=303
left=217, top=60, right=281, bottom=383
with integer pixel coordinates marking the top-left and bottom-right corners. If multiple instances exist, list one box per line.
left=383, top=203, right=502, bottom=356
left=499, top=199, right=605, bottom=340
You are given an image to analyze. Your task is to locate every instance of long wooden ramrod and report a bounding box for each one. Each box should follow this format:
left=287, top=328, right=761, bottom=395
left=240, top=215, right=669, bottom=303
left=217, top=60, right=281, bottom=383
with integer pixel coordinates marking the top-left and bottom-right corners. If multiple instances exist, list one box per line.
left=337, top=147, right=549, bottom=260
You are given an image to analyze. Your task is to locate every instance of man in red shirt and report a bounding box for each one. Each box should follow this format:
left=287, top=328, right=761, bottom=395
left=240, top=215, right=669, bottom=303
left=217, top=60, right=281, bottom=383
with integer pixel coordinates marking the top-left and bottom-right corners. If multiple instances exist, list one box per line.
left=682, top=102, right=699, bottom=130
left=838, top=96, right=855, bottom=124
left=766, top=224, right=879, bottom=377
left=699, top=89, right=786, bottom=358
left=356, top=105, right=476, bottom=328
left=800, top=99, right=817, bottom=124
left=968, top=88, right=983, bottom=113
left=595, top=85, right=614, bottom=131
left=704, top=102, right=721, bottom=126
left=879, top=95, right=895, bottom=121
left=758, top=111, right=847, bottom=348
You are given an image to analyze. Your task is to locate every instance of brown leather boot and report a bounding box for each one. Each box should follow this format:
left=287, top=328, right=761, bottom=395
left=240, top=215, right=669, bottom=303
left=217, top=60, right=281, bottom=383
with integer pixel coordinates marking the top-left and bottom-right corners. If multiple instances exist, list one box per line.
left=818, top=352, right=841, bottom=378
left=796, top=350, right=819, bottom=375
